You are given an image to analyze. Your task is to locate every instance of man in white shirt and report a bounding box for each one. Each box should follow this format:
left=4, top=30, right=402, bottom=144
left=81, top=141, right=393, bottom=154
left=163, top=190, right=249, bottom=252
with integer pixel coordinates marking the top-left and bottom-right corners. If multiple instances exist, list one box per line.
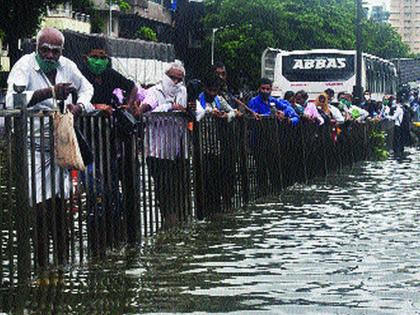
left=140, top=62, right=189, bottom=227
left=6, top=27, right=94, bottom=266
left=386, top=97, right=405, bottom=158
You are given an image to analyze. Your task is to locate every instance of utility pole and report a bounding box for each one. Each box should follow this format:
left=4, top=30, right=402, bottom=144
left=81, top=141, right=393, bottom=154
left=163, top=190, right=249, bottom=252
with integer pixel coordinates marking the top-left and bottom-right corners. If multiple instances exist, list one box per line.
left=109, top=0, right=113, bottom=36
left=211, top=27, right=219, bottom=65
left=353, top=0, right=363, bottom=105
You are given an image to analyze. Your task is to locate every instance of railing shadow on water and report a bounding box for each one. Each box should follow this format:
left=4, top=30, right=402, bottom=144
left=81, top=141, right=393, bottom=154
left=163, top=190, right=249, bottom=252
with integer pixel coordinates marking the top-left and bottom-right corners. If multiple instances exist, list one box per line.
left=0, top=107, right=394, bottom=289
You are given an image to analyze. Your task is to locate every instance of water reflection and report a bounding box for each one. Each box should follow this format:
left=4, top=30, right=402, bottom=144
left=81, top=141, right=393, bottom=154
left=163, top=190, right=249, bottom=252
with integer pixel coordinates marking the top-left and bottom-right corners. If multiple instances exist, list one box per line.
left=1, top=149, right=420, bottom=314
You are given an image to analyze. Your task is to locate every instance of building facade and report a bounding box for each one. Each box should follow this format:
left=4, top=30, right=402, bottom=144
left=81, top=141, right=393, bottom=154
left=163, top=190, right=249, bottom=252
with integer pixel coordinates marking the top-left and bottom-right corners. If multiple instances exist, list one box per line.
left=389, top=0, right=420, bottom=53
left=42, top=2, right=91, bottom=34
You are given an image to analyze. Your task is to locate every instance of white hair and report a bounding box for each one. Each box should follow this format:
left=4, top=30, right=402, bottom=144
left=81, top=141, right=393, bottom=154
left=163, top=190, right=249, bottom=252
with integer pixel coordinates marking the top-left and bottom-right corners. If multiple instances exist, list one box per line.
left=165, top=61, right=185, bottom=76
left=36, top=28, right=65, bottom=47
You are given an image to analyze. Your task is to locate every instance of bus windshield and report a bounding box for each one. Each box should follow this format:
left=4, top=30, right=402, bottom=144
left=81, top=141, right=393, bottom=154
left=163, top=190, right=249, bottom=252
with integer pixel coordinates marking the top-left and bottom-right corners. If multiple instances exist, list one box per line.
left=281, top=53, right=355, bottom=82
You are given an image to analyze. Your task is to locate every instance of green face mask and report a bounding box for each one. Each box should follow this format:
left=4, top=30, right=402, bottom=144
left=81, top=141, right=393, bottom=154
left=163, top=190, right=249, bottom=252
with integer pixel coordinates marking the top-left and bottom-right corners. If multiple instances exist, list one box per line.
left=87, top=57, right=109, bottom=75
left=35, top=53, right=60, bottom=73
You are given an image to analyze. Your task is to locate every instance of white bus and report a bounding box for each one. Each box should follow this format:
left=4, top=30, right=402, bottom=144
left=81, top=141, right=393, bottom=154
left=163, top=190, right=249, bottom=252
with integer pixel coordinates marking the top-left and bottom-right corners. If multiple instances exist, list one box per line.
left=261, top=48, right=398, bottom=101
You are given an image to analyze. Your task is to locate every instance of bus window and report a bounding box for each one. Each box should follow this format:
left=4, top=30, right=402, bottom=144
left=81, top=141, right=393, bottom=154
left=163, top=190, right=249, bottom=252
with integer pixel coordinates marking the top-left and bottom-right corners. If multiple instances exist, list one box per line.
left=281, top=54, right=355, bottom=82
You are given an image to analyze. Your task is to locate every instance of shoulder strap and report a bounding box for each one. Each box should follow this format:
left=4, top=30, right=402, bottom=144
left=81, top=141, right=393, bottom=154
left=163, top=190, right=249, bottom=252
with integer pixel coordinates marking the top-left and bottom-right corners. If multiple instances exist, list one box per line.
left=199, top=92, right=221, bottom=110
left=199, top=92, right=206, bottom=109
left=214, top=95, right=221, bottom=110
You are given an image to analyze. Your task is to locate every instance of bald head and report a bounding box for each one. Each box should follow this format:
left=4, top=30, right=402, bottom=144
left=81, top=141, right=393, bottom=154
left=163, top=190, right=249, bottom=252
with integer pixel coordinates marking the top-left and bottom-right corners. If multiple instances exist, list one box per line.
left=36, top=28, right=64, bottom=62
left=36, top=27, right=65, bottom=48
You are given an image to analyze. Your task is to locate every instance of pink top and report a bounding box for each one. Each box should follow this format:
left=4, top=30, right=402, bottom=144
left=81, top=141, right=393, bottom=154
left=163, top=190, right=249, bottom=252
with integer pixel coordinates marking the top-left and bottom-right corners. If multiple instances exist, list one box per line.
left=304, top=102, right=325, bottom=125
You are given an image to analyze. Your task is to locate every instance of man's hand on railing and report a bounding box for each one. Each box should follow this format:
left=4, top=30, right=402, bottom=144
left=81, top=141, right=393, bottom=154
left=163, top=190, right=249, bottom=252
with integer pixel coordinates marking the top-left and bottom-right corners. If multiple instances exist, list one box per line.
left=234, top=109, right=244, bottom=118
left=275, top=110, right=285, bottom=121
left=172, top=103, right=186, bottom=112
left=54, top=83, right=76, bottom=101
left=187, top=101, right=196, bottom=112
left=211, top=108, right=224, bottom=118
left=67, top=104, right=83, bottom=118
left=94, top=104, right=113, bottom=117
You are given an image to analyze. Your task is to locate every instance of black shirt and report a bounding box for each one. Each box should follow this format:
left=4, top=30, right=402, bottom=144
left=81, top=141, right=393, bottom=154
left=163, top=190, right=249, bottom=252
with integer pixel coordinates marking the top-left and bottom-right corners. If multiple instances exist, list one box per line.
left=80, top=65, right=135, bottom=107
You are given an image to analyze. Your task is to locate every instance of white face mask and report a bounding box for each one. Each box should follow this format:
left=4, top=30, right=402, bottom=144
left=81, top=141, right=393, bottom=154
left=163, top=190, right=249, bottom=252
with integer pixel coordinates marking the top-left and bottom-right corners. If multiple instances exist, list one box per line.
left=162, top=74, right=181, bottom=97
left=364, top=95, right=371, bottom=101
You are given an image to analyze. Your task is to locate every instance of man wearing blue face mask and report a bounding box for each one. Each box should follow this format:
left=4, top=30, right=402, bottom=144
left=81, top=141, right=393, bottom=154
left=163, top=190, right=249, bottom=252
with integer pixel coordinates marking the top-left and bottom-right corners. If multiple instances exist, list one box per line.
left=248, top=78, right=300, bottom=125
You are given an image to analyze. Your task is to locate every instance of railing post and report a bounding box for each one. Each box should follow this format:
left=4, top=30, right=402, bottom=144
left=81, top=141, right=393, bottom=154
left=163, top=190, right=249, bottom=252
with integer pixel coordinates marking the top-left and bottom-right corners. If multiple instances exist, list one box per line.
left=13, top=89, right=31, bottom=284
left=299, top=122, right=309, bottom=184
left=192, top=120, right=205, bottom=220
left=239, top=118, right=249, bottom=205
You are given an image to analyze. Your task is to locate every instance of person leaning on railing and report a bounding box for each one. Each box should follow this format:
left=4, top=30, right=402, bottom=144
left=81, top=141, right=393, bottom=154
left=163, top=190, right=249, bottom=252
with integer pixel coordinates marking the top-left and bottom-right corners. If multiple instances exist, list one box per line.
left=5, top=27, right=94, bottom=267
left=247, top=78, right=300, bottom=194
left=79, top=48, right=139, bottom=115
left=79, top=47, right=141, bottom=244
left=134, top=62, right=189, bottom=228
left=247, top=78, right=300, bottom=125
left=195, top=72, right=239, bottom=213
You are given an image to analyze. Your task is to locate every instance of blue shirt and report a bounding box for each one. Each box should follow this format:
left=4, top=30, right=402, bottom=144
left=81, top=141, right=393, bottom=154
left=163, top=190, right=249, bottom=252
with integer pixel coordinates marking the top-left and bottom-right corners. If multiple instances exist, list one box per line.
left=248, top=95, right=300, bottom=126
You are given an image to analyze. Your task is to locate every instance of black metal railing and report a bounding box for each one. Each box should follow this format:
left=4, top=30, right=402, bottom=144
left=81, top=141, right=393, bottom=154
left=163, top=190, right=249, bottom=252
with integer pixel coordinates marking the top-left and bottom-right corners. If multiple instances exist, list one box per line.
left=0, top=105, right=394, bottom=285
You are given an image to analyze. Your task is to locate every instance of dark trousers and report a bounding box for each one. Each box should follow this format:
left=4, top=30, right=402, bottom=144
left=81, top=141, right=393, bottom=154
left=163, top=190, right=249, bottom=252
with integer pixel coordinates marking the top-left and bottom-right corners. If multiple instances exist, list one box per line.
left=36, top=198, right=66, bottom=268
left=393, top=125, right=403, bottom=158
left=147, top=157, right=189, bottom=226
left=201, top=154, right=236, bottom=215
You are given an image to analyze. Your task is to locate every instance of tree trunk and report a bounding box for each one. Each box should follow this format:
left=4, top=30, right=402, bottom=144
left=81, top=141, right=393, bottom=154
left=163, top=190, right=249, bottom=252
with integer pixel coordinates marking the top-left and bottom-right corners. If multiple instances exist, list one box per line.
left=6, top=35, right=21, bottom=68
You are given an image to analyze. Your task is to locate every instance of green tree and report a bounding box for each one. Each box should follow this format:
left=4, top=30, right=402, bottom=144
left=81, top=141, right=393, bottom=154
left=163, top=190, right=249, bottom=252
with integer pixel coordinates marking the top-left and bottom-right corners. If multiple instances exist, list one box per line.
left=136, top=26, right=158, bottom=42
left=203, top=0, right=411, bottom=88
left=0, top=0, right=63, bottom=66
left=363, top=20, right=411, bottom=59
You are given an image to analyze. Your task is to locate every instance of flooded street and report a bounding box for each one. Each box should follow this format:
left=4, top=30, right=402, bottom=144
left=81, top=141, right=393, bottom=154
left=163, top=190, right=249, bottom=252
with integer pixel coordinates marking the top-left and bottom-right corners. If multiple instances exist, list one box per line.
left=3, top=149, right=420, bottom=314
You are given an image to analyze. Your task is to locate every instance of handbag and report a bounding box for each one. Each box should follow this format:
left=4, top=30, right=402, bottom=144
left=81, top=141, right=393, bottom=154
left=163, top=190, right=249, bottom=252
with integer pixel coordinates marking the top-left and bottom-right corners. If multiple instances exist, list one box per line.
left=115, top=108, right=138, bottom=136
left=53, top=109, right=86, bottom=171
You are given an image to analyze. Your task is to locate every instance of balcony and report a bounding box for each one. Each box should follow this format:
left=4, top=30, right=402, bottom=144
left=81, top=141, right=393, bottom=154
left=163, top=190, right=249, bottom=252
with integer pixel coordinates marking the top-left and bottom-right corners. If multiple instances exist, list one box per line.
left=42, top=4, right=91, bottom=34
left=42, top=12, right=91, bottom=34
left=130, top=1, right=172, bottom=25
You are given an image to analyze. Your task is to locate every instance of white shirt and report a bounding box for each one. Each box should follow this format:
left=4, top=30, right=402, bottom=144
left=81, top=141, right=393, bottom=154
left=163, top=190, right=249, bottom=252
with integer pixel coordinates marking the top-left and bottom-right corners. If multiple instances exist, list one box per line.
left=143, top=82, right=187, bottom=112
left=329, top=104, right=345, bottom=124
left=143, top=83, right=188, bottom=160
left=5, top=52, right=93, bottom=205
left=195, top=95, right=236, bottom=122
left=343, top=105, right=369, bottom=122
left=386, top=104, right=404, bottom=127
left=6, top=52, right=94, bottom=111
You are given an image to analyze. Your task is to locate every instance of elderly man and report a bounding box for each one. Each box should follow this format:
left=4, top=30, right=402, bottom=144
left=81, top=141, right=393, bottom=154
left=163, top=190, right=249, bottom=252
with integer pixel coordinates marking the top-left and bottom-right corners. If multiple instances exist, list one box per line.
left=139, top=62, right=189, bottom=228
left=6, top=27, right=94, bottom=266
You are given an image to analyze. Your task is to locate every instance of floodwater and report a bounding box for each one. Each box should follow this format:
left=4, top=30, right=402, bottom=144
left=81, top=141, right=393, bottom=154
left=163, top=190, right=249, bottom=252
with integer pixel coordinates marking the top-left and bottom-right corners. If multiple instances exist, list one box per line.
left=1, top=149, right=420, bottom=314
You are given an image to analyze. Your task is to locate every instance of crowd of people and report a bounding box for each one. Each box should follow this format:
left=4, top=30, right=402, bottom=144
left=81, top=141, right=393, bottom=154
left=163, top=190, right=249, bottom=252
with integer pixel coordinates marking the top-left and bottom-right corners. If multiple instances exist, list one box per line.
left=4, top=28, right=418, bottom=264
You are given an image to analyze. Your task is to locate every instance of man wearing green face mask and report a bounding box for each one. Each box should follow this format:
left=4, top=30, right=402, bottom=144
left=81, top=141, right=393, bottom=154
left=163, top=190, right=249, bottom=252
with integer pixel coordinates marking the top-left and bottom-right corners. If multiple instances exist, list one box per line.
left=6, top=27, right=93, bottom=114
left=80, top=48, right=140, bottom=243
left=80, top=49, right=138, bottom=116
left=5, top=27, right=94, bottom=267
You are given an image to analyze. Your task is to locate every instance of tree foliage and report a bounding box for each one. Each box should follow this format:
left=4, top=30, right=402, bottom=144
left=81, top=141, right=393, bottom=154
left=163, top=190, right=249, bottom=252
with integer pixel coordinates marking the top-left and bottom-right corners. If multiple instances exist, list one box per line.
left=203, top=0, right=411, bottom=88
left=136, top=27, right=158, bottom=42
left=0, top=0, right=63, bottom=64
